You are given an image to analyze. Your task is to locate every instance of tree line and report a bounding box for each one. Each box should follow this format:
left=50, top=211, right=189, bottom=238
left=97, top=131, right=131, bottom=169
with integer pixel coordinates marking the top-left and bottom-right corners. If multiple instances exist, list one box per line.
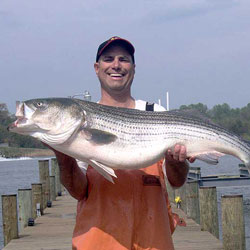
left=179, top=102, right=250, bottom=141
left=0, top=102, right=250, bottom=148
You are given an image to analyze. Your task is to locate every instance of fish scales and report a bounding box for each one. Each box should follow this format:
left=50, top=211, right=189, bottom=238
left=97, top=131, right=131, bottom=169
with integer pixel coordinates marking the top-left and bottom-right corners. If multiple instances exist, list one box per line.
left=80, top=100, right=240, bottom=143
left=84, top=101, right=242, bottom=142
left=88, top=101, right=250, bottom=160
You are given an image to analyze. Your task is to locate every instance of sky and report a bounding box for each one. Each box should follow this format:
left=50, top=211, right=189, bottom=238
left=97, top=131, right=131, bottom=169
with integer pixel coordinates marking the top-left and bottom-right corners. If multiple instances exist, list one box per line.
left=1, top=0, right=250, bottom=114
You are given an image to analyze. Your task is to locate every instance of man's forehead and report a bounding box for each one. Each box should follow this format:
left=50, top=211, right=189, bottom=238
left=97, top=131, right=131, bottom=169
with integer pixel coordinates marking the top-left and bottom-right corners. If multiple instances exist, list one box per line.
left=101, top=45, right=131, bottom=57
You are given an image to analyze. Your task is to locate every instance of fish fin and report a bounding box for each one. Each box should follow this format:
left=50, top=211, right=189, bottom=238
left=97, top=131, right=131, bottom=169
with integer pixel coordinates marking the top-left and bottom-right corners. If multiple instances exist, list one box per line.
left=89, top=159, right=117, bottom=183
left=82, top=128, right=117, bottom=145
left=194, top=152, right=225, bottom=165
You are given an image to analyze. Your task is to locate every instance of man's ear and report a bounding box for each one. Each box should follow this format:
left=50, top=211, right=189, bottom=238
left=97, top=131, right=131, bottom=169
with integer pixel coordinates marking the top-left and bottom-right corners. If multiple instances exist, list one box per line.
left=94, top=62, right=99, bottom=75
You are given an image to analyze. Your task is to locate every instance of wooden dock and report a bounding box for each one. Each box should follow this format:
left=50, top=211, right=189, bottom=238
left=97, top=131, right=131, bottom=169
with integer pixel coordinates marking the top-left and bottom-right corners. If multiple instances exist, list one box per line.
left=2, top=193, right=223, bottom=250
left=2, top=194, right=76, bottom=250
left=172, top=206, right=223, bottom=250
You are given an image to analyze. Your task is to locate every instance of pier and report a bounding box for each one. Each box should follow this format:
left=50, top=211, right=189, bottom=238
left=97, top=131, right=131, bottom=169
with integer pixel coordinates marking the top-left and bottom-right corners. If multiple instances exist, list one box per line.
left=1, top=193, right=224, bottom=249
left=1, top=159, right=247, bottom=249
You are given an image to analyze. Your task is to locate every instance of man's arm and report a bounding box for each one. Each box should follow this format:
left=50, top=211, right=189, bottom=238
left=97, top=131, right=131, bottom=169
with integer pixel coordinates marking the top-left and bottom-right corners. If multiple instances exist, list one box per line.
left=52, top=149, right=88, bottom=200
left=165, top=144, right=195, bottom=188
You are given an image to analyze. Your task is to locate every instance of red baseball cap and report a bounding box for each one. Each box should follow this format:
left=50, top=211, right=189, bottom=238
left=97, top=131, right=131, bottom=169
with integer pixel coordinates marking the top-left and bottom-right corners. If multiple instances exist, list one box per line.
left=96, top=36, right=135, bottom=63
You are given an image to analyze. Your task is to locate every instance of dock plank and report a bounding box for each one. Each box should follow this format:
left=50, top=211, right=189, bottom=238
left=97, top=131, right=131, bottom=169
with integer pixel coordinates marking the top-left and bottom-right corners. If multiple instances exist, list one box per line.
left=3, top=194, right=224, bottom=249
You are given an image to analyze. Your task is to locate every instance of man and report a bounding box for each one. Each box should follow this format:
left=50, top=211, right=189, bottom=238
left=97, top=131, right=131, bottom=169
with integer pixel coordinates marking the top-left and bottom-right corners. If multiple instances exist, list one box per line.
left=53, top=36, right=194, bottom=250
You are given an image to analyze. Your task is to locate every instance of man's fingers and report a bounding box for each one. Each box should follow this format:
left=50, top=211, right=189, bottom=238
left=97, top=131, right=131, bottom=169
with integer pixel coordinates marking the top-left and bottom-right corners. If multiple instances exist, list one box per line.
left=173, top=144, right=180, bottom=161
left=178, top=146, right=187, bottom=162
left=173, top=145, right=186, bottom=162
left=166, top=144, right=196, bottom=164
left=167, top=144, right=195, bottom=163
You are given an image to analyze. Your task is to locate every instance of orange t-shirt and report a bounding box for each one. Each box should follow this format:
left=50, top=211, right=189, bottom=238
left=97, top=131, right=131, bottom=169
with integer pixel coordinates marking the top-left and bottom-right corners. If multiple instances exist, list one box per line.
left=72, top=161, right=177, bottom=250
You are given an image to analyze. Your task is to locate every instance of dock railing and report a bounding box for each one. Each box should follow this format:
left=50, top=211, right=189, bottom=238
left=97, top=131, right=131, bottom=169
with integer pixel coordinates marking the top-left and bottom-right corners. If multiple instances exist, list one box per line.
left=168, top=165, right=247, bottom=250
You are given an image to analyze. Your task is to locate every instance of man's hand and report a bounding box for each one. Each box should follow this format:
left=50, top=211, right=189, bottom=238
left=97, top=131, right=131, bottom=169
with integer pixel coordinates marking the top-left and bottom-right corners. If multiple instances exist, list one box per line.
left=165, top=144, right=195, bottom=188
left=166, top=144, right=195, bottom=163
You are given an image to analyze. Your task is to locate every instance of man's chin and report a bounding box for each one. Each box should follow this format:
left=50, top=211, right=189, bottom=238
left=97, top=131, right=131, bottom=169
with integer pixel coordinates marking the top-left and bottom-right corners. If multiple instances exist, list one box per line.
left=110, top=85, right=129, bottom=93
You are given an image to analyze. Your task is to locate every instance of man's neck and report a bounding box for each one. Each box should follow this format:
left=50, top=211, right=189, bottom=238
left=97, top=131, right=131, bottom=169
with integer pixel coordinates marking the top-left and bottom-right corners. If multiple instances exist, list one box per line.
left=99, top=91, right=135, bottom=109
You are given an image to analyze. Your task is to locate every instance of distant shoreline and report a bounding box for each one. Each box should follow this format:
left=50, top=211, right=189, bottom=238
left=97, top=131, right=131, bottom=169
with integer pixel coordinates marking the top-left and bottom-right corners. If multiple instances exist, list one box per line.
left=0, top=147, right=55, bottom=159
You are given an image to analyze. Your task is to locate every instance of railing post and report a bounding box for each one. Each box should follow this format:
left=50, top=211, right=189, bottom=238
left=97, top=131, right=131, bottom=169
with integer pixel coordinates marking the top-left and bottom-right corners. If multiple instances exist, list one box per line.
left=221, top=195, right=246, bottom=250
left=1, top=194, right=18, bottom=246
left=31, top=183, right=43, bottom=218
left=186, top=180, right=200, bottom=224
left=50, top=176, right=56, bottom=201
left=51, top=158, right=62, bottom=196
left=199, top=186, right=219, bottom=239
left=39, top=159, right=50, bottom=207
left=18, top=189, right=32, bottom=231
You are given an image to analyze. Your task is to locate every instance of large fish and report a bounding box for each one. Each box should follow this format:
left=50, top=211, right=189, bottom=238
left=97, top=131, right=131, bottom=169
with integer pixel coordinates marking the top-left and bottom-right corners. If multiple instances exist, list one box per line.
left=8, top=98, right=250, bottom=182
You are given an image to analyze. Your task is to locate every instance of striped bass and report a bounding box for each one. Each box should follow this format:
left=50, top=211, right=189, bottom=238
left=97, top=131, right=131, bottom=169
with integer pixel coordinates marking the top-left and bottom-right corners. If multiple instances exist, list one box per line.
left=8, top=98, right=250, bottom=183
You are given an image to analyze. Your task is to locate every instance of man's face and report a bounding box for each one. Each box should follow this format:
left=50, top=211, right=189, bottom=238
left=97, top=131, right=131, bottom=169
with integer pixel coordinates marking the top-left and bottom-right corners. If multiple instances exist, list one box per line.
left=94, top=45, right=135, bottom=95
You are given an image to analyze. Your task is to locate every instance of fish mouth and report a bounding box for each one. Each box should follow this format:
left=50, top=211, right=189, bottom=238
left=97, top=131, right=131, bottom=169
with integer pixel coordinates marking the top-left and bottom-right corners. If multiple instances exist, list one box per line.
left=15, top=117, right=28, bottom=125
left=7, top=101, right=38, bottom=133
left=7, top=118, right=27, bottom=132
left=7, top=116, right=39, bottom=134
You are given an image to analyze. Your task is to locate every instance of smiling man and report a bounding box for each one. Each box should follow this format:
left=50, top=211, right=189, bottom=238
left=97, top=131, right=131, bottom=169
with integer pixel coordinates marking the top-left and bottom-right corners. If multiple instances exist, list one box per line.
left=94, top=37, right=136, bottom=109
left=53, top=36, right=192, bottom=250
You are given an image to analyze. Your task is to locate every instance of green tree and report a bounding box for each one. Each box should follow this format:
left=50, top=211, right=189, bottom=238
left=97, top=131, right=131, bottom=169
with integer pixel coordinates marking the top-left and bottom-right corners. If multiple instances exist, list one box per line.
left=0, top=103, right=12, bottom=126
left=180, top=103, right=208, bottom=114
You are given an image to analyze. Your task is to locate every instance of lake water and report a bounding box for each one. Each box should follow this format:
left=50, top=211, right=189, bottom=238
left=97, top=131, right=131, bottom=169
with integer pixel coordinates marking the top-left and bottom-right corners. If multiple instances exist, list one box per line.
left=0, top=156, right=249, bottom=249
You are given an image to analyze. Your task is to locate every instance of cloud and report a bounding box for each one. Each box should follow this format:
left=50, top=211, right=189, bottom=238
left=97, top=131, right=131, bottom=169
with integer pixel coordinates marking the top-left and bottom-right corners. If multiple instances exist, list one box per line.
left=0, top=9, right=22, bottom=29
left=142, top=0, right=239, bottom=23
left=0, top=0, right=238, bottom=32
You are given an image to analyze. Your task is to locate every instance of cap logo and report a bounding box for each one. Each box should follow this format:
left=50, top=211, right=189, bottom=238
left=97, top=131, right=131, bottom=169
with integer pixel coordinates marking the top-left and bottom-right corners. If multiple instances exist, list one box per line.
left=110, top=36, right=119, bottom=41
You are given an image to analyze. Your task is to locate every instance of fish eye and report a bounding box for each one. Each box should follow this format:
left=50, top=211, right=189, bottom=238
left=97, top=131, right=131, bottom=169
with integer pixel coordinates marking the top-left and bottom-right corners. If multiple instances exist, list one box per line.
left=36, top=102, right=43, bottom=107
left=34, top=101, right=48, bottom=110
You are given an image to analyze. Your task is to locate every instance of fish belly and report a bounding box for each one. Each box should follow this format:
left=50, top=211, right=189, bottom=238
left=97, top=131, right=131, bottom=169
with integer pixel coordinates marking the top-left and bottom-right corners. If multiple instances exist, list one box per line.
left=54, top=135, right=170, bottom=170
